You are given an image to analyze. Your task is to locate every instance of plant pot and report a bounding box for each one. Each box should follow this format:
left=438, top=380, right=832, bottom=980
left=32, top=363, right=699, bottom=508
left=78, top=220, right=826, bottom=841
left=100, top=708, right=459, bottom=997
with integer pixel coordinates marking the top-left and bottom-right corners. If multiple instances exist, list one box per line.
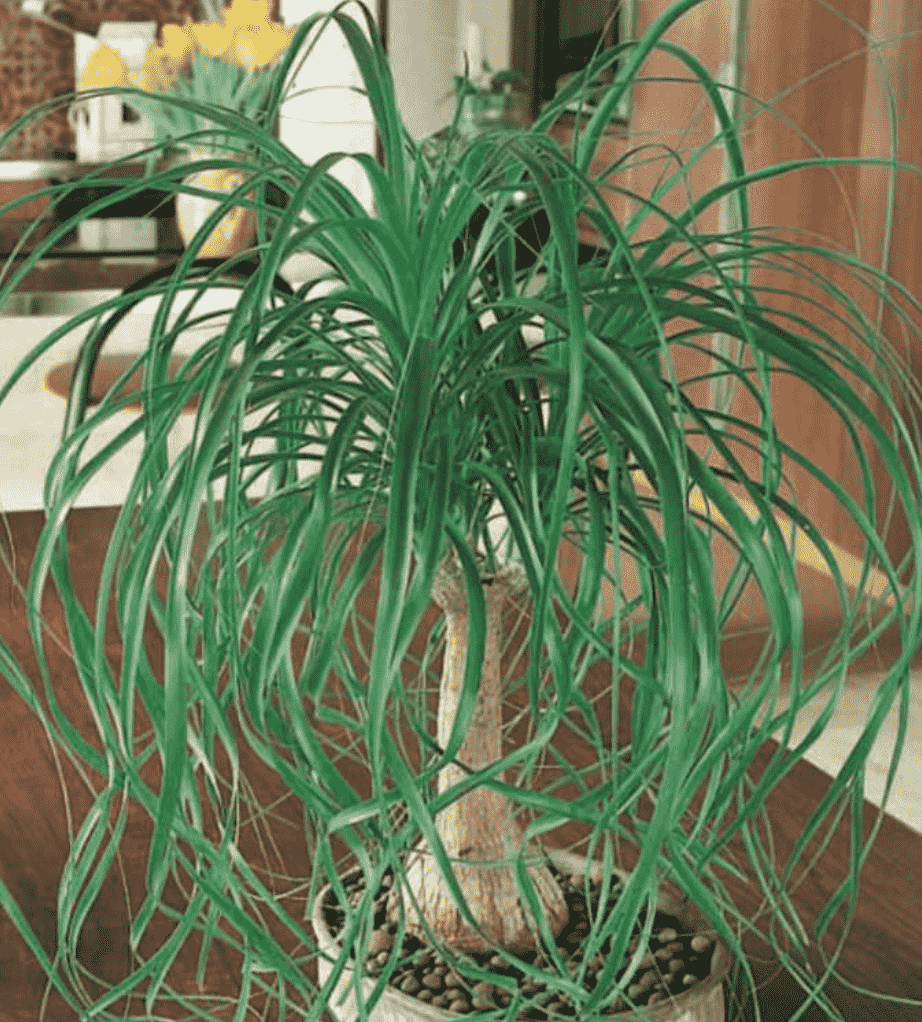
left=456, top=91, right=532, bottom=136
left=174, top=151, right=257, bottom=259
left=312, top=850, right=731, bottom=1022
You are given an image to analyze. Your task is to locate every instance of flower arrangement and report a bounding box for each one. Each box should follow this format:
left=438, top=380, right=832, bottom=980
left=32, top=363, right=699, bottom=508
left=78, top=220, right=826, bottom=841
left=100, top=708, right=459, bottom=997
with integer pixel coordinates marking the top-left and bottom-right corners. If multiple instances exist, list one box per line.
left=76, top=0, right=299, bottom=147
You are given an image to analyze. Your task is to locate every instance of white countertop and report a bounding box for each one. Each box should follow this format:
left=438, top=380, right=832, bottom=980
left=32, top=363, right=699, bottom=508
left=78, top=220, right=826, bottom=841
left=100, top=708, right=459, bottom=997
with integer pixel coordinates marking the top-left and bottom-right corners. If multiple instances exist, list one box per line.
left=0, top=158, right=83, bottom=182
left=0, top=255, right=326, bottom=510
left=0, top=311, right=197, bottom=512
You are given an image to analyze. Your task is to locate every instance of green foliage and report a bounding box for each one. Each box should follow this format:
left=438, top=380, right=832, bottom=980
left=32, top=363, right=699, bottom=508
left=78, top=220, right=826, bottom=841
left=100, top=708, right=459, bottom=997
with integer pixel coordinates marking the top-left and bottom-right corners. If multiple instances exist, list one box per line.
left=453, top=64, right=529, bottom=100
left=1, top=1, right=921, bottom=1019
left=135, top=49, right=283, bottom=149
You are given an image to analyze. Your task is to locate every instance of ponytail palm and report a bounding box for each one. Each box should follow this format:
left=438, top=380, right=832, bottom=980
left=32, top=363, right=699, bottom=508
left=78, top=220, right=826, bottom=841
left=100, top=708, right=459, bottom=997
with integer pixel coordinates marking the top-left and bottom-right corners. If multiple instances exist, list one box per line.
left=1, top=1, right=921, bottom=1019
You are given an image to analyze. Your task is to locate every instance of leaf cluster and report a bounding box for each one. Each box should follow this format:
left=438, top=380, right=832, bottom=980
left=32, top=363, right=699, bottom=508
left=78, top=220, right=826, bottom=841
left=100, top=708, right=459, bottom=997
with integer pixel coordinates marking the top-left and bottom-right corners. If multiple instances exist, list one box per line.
left=1, top=1, right=921, bottom=1019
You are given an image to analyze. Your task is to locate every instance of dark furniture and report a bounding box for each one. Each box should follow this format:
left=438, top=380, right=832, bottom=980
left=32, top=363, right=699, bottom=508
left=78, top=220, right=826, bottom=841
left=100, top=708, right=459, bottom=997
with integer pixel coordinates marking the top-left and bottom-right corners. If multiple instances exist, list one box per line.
left=0, top=159, right=290, bottom=294
left=0, top=160, right=185, bottom=294
left=512, top=0, right=620, bottom=117
left=1, top=506, right=920, bottom=1021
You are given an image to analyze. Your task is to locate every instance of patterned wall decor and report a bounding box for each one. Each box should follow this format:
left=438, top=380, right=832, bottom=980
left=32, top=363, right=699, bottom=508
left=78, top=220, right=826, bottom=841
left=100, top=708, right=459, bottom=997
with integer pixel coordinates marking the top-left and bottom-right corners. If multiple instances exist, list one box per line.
left=0, top=0, right=277, bottom=157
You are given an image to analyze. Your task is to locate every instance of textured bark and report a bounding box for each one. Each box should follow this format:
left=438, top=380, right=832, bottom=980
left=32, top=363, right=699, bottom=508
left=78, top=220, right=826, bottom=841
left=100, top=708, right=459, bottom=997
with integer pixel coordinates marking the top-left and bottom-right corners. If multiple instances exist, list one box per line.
left=389, top=559, right=568, bottom=952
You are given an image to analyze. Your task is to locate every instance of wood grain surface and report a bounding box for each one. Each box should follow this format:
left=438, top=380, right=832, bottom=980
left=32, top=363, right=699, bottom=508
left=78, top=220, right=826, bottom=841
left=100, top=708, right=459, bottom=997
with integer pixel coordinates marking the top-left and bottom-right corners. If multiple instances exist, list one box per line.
left=0, top=507, right=920, bottom=1021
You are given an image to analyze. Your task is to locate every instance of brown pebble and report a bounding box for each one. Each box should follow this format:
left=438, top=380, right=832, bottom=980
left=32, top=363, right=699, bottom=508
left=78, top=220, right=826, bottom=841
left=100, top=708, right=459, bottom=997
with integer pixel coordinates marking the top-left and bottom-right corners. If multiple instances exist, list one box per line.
left=374, top=951, right=391, bottom=966
left=691, top=934, right=713, bottom=954
left=448, top=998, right=469, bottom=1013
left=417, top=990, right=433, bottom=1002
left=399, top=975, right=421, bottom=994
left=422, top=972, right=443, bottom=990
left=472, top=995, right=495, bottom=1011
left=682, top=974, right=697, bottom=986
left=657, top=927, right=678, bottom=943
left=669, top=958, right=684, bottom=973
left=367, top=929, right=393, bottom=956
left=444, top=971, right=463, bottom=988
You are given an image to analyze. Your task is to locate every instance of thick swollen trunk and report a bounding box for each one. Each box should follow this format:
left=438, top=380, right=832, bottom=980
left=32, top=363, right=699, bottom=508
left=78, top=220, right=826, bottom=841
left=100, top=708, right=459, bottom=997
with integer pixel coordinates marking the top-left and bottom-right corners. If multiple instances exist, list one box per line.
left=389, top=560, right=568, bottom=953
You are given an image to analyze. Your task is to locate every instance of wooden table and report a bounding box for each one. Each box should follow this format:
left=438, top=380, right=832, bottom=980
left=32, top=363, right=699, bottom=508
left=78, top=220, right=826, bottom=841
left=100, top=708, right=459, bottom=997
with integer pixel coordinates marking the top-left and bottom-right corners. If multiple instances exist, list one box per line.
left=1, top=507, right=920, bottom=1021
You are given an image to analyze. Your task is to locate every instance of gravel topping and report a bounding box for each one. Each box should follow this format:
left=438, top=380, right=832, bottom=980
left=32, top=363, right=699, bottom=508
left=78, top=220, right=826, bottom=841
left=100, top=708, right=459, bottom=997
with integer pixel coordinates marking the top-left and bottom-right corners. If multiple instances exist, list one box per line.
left=323, top=864, right=717, bottom=1018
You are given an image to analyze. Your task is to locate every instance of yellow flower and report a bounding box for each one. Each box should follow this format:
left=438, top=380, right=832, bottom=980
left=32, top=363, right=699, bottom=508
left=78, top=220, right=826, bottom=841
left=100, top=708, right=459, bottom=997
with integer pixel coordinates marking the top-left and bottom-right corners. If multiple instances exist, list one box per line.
left=160, top=22, right=195, bottom=71
left=129, top=45, right=177, bottom=93
left=190, top=20, right=234, bottom=58
left=77, top=44, right=130, bottom=90
left=222, top=0, right=273, bottom=31
left=230, top=22, right=295, bottom=71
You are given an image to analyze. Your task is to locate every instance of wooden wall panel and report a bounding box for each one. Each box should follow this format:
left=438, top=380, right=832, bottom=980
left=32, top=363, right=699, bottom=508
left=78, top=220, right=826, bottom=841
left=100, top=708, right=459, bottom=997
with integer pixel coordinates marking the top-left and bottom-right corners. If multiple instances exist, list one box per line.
left=625, top=0, right=733, bottom=237
left=741, top=0, right=922, bottom=561
left=856, top=0, right=922, bottom=374
left=605, top=0, right=922, bottom=563
left=623, top=0, right=736, bottom=435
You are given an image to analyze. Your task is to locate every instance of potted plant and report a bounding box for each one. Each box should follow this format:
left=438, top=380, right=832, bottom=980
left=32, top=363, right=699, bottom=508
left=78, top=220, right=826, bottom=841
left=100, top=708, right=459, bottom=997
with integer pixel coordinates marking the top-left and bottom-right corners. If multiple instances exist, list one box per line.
left=452, top=60, right=531, bottom=134
left=0, top=1, right=920, bottom=1020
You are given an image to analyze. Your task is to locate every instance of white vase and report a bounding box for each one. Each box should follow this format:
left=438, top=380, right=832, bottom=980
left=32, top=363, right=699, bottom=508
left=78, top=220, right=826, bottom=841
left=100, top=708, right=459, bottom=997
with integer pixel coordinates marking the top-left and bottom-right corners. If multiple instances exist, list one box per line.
left=174, top=152, right=257, bottom=260
left=312, top=850, right=730, bottom=1022
left=71, top=22, right=157, bottom=162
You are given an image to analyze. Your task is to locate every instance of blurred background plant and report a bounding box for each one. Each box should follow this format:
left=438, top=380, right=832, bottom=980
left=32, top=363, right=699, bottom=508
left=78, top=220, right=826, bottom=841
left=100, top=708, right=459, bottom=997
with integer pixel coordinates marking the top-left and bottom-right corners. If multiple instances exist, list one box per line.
left=450, top=59, right=531, bottom=134
left=76, top=0, right=299, bottom=149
